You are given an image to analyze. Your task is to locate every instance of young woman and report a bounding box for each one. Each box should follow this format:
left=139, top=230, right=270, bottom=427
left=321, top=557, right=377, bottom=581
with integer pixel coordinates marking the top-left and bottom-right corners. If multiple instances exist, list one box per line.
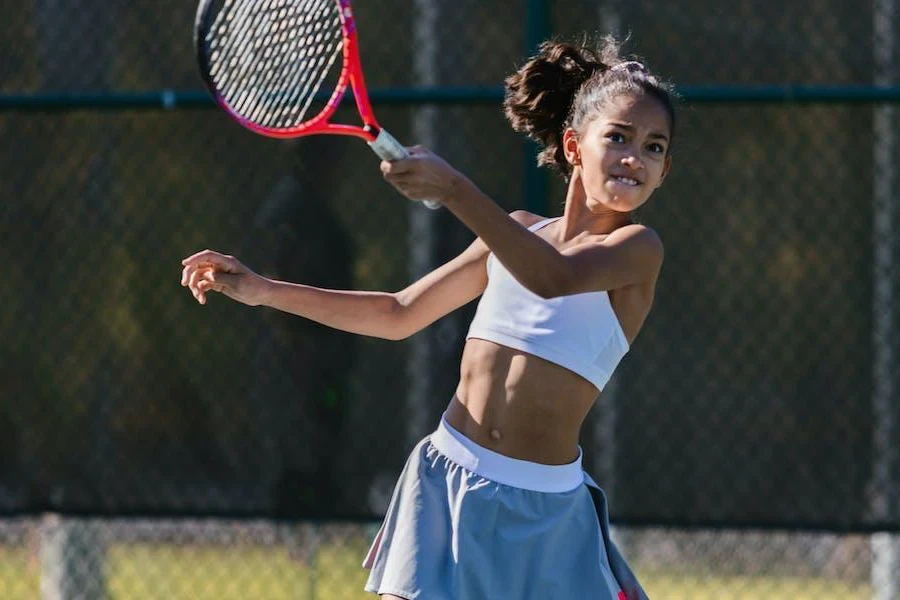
left=181, top=37, right=674, bottom=600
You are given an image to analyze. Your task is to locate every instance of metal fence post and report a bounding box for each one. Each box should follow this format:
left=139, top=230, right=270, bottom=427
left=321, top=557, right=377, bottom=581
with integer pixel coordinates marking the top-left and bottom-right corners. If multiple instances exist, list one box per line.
left=872, top=1, right=900, bottom=598
left=34, top=0, right=114, bottom=594
left=39, top=516, right=107, bottom=600
left=406, top=0, right=441, bottom=450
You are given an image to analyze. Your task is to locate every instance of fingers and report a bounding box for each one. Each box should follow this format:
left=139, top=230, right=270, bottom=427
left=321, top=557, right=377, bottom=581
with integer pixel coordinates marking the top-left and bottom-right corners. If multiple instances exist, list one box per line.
left=181, top=249, right=238, bottom=271
left=381, top=175, right=421, bottom=201
left=195, top=274, right=225, bottom=305
left=181, top=251, right=239, bottom=285
left=180, top=249, right=240, bottom=305
left=382, top=168, right=442, bottom=201
left=182, top=262, right=212, bottom=291
left=187, top=266, right=209, bottom=290
left=380, top=158, right=411, bottom=176
left=187, top=269, right=216, bottom=304
left=380, top=155, right=424, bottom=192
left=379, top=145, right=432, bottom=176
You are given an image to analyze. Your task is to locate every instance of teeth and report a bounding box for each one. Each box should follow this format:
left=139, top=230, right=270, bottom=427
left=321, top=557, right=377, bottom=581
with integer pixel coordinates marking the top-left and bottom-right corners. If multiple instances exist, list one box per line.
left=613, top=176, right=639, bottom=186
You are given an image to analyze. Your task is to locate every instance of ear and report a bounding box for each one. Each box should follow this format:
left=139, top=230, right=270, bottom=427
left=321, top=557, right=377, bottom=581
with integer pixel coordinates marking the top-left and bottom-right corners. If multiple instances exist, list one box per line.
left=656, top=154, right=673, bottom=188
left=562, top=128, right=581, bottom=166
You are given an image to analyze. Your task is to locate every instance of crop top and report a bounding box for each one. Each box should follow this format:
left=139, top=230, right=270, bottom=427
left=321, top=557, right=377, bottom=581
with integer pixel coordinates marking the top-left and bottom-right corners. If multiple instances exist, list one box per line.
left=465, top=218, right=630, bottom=391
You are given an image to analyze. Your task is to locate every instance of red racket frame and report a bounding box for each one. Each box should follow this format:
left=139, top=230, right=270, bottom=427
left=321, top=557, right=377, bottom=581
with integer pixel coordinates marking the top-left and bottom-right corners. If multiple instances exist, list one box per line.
left=198, top=0, right=383, bottom=141
left=196, top=0, right=441, bottom=208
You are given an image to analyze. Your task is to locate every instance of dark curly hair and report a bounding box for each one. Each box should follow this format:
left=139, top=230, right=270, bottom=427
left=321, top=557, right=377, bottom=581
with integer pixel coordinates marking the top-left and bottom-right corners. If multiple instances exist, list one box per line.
left=503, top=36, right=676, bottom=177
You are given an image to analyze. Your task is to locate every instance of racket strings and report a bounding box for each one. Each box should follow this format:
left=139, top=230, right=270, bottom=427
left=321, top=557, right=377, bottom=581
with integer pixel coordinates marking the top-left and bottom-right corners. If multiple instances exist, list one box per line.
left=207, top=0, right=344, bottom=128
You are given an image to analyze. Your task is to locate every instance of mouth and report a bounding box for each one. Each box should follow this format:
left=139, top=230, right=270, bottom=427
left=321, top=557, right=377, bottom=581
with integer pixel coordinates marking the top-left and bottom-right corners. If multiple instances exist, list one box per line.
left=609, top=175, right=642, bottom=187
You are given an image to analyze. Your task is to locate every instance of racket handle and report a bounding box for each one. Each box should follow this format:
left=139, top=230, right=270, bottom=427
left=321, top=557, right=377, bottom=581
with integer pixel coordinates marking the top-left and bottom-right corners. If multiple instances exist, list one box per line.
left=368, top=129, right=442, bottom=210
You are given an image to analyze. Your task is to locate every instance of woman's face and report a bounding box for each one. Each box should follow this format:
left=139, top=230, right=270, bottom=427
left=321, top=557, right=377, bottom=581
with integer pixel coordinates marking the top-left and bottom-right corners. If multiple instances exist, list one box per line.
left=565, top=93, right=672, bottom=214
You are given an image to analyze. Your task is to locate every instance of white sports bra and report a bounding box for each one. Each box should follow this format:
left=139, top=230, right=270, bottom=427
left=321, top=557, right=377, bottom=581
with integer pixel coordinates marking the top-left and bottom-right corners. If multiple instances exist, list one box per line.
left=465, top=217, right=630, bottom=391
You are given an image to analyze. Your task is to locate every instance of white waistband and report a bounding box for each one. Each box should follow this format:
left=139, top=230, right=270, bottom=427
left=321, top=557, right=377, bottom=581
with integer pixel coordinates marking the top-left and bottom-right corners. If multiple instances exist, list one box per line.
left=429, top=414, right=584, bottom=493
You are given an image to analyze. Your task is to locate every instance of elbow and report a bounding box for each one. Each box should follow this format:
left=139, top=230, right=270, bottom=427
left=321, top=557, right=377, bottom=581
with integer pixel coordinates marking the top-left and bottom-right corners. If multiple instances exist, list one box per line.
left=381, top=294, right=417, bottom=340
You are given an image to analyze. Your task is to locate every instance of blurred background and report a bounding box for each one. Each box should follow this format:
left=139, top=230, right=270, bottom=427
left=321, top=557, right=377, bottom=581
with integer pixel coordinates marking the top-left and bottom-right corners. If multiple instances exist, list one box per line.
left=2, top=0, right=900, bottom=598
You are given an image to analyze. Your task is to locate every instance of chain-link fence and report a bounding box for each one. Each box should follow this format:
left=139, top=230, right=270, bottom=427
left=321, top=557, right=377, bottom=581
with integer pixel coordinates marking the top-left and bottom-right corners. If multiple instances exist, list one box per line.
left=2, top=0, right=900, bottom=598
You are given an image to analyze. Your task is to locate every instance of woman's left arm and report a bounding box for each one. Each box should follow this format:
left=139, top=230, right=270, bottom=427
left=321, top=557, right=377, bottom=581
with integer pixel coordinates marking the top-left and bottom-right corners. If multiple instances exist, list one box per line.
left=381, top=147, right=663, bottom=298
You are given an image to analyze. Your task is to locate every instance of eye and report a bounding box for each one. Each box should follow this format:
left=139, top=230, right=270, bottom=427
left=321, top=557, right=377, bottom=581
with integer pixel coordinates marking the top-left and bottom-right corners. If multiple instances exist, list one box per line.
left=606, top=132, right=626, bottom=143
left=648, top=143, right=666, bottom=154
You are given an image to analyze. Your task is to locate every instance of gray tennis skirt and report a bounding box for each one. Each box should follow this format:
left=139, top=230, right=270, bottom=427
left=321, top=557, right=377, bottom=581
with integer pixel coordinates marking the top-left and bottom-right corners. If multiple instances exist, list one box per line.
left=363, top=414, right=648, bottom=599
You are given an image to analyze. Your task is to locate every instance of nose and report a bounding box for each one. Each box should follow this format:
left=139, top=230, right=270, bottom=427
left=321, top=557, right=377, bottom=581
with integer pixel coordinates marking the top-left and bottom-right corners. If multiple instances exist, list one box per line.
left=621, top=154, right=644, bottom=170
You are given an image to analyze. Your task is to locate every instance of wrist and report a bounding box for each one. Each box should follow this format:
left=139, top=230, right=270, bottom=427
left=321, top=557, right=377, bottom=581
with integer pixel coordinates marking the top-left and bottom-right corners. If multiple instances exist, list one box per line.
left=439, top=171, right=477, bottom=206
left=256, top=276, right=278, bottom=307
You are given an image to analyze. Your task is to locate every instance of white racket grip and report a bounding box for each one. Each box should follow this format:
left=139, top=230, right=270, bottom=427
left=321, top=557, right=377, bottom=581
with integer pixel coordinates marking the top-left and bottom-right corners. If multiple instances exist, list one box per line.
left=368, top=129, right=442, bottom=210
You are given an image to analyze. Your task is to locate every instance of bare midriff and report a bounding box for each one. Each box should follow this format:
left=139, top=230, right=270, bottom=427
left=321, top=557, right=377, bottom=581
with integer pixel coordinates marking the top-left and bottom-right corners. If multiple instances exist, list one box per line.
left=445, top=337, right=602, bottom=466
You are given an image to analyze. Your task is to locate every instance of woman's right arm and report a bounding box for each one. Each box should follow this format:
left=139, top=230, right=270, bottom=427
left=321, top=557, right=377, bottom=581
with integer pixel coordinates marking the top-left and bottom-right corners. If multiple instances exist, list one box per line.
left=181, top=236, right=492, bottom=341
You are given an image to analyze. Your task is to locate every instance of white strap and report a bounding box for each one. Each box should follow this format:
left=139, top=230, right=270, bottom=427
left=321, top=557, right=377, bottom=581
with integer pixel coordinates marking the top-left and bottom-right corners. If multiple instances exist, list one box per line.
left=527, top=217, right=560, bottom=232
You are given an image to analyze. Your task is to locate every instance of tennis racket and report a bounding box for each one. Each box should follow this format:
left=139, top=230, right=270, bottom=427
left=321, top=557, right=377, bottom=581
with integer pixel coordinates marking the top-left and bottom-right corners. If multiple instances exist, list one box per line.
left=194, top=0, right=441, bottom=209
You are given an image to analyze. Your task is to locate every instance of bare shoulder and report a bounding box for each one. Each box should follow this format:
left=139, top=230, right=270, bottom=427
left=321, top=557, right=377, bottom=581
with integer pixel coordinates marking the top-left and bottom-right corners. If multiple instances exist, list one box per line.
left=509, top=210, right=548, bottom=229
left=583, top=223, right=664, bottom=288
left=605, top=223, right=664, bottom=260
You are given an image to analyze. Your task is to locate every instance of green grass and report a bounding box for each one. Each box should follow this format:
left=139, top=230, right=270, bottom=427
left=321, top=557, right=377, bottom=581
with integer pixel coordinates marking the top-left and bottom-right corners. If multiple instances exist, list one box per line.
left=106, top=542, right=371, bottom=600
left=639, top=571, right=871, bottom=599
left=0, top=544, right=873, bottom=599
left=0, top=546, right=35, bottom=600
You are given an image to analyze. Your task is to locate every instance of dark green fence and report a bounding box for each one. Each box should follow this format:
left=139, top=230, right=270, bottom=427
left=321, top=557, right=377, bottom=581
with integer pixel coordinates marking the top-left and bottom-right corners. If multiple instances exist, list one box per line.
left=2, top=0, right=899, bottom=598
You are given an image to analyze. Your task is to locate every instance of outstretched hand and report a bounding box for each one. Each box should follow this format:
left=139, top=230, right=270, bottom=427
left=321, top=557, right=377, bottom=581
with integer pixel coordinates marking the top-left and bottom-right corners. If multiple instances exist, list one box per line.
left=180, top=250, right=269, bottom=306
left=380, top=146, right=466, bottom=205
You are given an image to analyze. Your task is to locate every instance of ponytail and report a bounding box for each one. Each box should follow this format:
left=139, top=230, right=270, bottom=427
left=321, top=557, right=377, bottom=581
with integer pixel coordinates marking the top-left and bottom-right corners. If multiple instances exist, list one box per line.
left=503, top=41, right=607, bottom=174
left=504, top=36, right=676, bottom=177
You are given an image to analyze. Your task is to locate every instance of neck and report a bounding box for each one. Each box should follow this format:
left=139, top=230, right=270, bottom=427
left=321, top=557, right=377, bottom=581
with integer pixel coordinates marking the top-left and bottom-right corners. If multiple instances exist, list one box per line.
left=556, top=175, right=633, bottom=240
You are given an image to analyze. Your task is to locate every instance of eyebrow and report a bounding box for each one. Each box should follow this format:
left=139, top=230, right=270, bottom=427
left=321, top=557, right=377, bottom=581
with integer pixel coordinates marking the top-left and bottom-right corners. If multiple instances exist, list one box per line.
left=607, top=122, right=669, bottom=142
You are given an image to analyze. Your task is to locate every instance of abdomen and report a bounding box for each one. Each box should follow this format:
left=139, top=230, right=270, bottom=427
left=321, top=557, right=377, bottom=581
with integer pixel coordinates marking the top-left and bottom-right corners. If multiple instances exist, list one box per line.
left=451, top=339, right=601, bottom=464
